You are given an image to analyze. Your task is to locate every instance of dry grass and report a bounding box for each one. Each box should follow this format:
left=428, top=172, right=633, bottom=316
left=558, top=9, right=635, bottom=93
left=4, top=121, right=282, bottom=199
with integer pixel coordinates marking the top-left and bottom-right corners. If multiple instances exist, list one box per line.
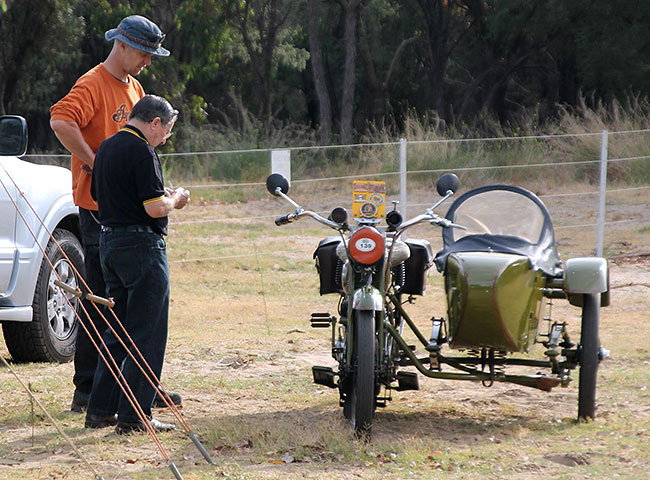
left=0, top=180, right=649, bottom=479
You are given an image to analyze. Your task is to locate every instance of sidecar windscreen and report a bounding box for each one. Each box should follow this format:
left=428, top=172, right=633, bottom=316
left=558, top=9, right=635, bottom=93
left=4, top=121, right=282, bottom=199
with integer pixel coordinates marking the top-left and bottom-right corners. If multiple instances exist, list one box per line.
left=434, top=185, right=562, bottom=276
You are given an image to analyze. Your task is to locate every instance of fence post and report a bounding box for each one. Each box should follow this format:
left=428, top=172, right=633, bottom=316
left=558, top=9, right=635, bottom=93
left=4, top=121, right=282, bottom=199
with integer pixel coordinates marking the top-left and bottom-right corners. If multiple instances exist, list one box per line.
left=271, top=149, right=291, bottom=185
left=400, top=138, right=407, bottom=219
left=596, top=130, right=608, bottom=257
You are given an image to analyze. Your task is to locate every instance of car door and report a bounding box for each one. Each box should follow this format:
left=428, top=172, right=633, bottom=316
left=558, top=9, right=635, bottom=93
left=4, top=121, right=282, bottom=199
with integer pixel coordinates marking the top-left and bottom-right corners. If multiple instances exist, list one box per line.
left=0, top=157, right=18, bottom=296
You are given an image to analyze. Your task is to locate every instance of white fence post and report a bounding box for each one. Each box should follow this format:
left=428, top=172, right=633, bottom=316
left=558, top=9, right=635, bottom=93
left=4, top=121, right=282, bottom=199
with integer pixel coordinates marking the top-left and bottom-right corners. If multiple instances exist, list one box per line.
left=596, top=130, right=608, bottom=257
left=271, top=149, right=291, bottom=185
left=400, top=138, right=407, bottom=219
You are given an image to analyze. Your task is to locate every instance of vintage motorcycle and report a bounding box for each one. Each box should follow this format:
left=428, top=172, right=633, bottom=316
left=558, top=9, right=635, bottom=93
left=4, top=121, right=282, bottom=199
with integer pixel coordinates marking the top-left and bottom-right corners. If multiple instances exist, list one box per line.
left=266, top=173, right=609, bottom=437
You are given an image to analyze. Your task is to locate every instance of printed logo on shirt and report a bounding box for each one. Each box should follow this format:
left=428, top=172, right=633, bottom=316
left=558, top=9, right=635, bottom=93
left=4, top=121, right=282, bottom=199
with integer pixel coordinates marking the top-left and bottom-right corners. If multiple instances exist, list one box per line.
left=112, top=104, right=130, bottom=123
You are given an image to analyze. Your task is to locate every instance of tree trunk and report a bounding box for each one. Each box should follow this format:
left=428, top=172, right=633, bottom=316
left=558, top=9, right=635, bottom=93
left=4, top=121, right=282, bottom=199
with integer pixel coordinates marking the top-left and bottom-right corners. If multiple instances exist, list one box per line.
left=416, top=0, right=456, bottom=121
left=307, top=0, right=332, bottom=144
left=335, top=0, right=366, bottom=145
left=359, top=18, right=417, bottom=128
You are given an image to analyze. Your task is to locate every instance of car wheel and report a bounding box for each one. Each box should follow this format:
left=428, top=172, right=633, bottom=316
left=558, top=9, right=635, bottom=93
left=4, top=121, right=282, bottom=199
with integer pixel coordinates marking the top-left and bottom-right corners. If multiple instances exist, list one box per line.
left=3, top=229, right=84, bottom=363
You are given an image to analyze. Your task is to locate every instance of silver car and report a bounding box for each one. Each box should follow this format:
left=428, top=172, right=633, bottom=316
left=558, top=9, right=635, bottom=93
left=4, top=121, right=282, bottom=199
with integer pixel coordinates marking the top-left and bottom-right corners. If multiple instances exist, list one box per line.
left=0, top=115, right=83, bottom=362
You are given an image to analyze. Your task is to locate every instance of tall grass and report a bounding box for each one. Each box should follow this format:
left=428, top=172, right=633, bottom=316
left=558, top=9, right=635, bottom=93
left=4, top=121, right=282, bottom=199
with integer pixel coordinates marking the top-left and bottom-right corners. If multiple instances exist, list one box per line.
left=161, top=96, right=650, bottom=190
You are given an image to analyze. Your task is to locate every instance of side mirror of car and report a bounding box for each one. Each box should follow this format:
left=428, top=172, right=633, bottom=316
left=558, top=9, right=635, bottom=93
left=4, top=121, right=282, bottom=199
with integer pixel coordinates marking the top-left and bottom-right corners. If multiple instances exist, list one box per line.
left=436, top=173, right=459, bottom=196
left=0, top=115, right=28, bottom=157
left=266, top=173, right=290, bottom=196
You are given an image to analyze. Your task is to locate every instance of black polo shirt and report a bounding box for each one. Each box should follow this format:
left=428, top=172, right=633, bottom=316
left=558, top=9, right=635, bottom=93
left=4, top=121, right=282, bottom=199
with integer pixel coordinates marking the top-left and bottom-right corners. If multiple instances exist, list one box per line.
left=91, top=125, right=167, bottom=235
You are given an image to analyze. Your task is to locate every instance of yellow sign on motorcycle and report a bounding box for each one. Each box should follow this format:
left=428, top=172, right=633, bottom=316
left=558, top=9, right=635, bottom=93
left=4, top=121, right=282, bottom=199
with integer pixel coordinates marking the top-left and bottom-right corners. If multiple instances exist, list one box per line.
left=352, top=180, right=386, bottom=220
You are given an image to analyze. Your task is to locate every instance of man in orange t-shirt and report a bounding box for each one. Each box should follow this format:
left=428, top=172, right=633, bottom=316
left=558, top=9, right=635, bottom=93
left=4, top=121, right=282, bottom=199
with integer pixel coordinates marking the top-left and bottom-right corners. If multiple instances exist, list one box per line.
left=50, top=15, right=180, bottom=413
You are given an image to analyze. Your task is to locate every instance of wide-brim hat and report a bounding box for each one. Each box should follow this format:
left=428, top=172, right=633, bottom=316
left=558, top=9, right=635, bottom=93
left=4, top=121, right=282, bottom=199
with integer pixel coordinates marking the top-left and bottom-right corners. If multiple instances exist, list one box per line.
left=105, top=15, right=170, bottom=57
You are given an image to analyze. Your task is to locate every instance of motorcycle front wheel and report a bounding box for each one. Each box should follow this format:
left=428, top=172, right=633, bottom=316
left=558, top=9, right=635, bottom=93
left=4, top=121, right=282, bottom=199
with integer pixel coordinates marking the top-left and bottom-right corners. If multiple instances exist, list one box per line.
left=345, top=309, right=376, bottom=436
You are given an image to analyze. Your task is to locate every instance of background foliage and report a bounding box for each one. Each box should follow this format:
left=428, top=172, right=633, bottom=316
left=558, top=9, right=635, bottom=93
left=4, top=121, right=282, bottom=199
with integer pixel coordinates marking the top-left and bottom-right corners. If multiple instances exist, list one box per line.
left=2, top=0, right=650, bottom=153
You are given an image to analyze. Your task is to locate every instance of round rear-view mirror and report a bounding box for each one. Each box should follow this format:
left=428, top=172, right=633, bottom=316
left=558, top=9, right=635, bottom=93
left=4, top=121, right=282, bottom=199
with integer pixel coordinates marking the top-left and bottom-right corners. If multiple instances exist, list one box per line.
left=266, top=173, right=290, bottom=196
left=436, top=173, right=460, bottom=196
left=330, top=207, right=348, bottom=224
left=386, top=210, right=403, bottom=229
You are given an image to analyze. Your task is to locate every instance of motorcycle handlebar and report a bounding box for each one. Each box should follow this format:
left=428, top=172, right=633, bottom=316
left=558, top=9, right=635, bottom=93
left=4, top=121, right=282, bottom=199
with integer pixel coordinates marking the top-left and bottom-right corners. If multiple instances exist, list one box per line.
left=398, top=213, right=466, bottom=231
left=275, top=213, right=296, bottom=226
left=275, top=210, right=342, bottom=229
left=272, top=190, right=462, bottom=232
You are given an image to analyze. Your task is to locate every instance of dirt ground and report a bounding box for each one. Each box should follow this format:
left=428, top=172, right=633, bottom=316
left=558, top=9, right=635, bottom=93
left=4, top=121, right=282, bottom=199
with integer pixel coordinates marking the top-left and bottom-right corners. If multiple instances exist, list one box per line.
left=0, top=254, right=648, bottom=479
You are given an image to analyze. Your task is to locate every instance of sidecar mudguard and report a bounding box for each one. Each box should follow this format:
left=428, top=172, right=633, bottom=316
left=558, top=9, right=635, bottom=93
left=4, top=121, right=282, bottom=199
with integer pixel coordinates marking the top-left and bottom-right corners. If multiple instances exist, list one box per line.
left=563, top=257, right=610, bottom=307
left=352, top=286, right=383, bottom=311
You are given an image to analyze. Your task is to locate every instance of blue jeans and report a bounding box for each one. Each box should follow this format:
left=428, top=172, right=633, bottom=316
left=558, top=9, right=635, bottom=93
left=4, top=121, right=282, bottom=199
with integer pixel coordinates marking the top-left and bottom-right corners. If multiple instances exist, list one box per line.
left=73, top=208, right=107, bottom=396
left=87, top=231, right=169, bottom=423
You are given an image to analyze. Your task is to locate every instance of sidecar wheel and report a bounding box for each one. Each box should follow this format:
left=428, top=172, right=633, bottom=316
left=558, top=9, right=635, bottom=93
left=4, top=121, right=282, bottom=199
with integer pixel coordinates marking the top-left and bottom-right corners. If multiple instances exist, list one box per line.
left=349, top=309, right=376, bottom=436
left=578, top=293, right=599, bottom=420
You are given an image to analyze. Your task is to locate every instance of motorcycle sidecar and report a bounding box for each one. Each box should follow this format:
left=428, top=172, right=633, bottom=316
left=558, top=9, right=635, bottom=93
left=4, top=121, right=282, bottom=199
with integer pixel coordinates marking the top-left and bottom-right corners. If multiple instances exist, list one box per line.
left=433, top=184, right=609, bottom=419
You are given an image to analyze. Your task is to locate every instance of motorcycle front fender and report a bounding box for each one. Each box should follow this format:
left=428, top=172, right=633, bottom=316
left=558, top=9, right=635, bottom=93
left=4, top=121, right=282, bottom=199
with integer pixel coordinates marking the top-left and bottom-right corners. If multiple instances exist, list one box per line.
left=352, top=286, right=383, bottom=311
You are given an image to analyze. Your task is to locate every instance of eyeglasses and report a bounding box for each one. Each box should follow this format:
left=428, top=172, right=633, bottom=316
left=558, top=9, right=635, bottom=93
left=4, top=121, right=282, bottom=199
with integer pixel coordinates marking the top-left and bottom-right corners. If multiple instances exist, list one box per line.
left=155, top=116, right=175, bottom=141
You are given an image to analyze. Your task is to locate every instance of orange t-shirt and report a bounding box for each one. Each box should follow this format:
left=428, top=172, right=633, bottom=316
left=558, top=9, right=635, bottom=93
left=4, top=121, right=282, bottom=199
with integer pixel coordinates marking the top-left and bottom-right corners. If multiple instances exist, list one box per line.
left=50, top=64, right=145, bottom=210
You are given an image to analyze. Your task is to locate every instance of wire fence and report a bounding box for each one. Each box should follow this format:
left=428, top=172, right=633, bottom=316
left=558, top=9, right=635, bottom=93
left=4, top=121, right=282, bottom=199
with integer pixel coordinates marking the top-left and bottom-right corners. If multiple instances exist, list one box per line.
left=26, top=129, right=650, bottom=262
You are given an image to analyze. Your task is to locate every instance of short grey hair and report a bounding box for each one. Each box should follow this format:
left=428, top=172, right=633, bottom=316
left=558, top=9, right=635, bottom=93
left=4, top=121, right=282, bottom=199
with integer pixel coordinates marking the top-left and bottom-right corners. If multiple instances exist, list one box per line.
left=129, top=95, right=178, bottom=124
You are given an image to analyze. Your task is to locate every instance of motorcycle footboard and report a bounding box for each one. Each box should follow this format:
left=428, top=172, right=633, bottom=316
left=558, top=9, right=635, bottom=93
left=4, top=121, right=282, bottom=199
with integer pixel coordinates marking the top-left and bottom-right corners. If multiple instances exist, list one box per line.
left=395, top=371, right=419, bottom=391
left=312, top=366, right=338, bottom=389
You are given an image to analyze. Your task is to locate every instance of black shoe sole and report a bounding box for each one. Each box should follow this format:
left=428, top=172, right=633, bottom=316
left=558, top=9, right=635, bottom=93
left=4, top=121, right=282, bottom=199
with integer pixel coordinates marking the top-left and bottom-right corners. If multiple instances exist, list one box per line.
left=152, top=400, right=183, bottom=409
left=71, top=391, right=90, bottom=413
left=153, top=392, right=182, bottom=408
left=85, top=418, right=117, bottom=428
left=115, top=424, right=146, bottom=434
left=116, top=420, right=175, bottom=434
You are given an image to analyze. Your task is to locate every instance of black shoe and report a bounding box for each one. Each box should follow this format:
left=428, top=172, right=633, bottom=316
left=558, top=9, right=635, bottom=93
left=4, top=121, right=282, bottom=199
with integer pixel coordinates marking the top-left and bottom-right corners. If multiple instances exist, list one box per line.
left=85, top=413, right=118, bottom=429
left=71, top=390, right=90, bottom=413
left=153, top=390, right=182, bottom=408
left=115, top=417, right=176, bottom=435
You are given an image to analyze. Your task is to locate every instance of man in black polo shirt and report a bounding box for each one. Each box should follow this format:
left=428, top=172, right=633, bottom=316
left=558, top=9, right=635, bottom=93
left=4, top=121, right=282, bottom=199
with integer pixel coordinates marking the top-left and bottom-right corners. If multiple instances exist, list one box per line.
left=86, top=95, right=189, bottom=434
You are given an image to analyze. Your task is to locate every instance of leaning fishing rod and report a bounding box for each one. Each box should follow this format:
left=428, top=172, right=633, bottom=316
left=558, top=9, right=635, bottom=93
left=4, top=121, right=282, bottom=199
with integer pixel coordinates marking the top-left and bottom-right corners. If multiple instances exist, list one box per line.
left=0, top=166, right=213, bottom=475
left=0, top=356, right=106, bottom=480
left=0, top=169, right=185, bottom=477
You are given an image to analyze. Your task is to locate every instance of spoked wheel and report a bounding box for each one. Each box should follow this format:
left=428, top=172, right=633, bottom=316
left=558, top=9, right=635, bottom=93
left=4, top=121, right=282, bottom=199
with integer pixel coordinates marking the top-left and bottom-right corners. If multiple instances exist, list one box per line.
left=343, top=309, right=376, bottom=437
left=578, top=293, right=600, bottom=420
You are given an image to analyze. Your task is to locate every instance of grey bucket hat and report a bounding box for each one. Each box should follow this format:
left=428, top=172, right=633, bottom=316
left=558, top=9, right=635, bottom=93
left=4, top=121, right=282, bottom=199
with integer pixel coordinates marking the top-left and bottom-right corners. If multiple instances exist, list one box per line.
left=105, top=15, right=170, bottom=57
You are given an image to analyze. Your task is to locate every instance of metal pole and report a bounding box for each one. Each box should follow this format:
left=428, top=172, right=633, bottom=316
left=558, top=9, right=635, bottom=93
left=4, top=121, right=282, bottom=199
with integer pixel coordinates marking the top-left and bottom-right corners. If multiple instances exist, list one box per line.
left=596, top=130, right=608, bottom=257
left=271, top=149, right=291, bottom=185
left=400, top=138, right=407, bottom=220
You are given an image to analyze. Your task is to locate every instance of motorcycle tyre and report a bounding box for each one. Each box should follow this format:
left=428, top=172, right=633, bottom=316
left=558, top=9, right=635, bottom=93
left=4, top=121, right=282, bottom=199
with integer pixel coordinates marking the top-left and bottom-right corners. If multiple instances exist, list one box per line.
left=578, top=293, right=599, bottom=420
left=348, top=309, right=376, bottom=437
left=342, top=377, right=352, bottom=420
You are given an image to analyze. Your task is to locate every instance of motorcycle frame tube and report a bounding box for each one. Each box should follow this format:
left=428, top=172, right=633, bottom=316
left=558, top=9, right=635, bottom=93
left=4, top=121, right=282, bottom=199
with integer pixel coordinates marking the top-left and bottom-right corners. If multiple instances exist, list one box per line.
left=383, top=320, right=561, bottom=390
left=387, top=293, right=430, bottom=347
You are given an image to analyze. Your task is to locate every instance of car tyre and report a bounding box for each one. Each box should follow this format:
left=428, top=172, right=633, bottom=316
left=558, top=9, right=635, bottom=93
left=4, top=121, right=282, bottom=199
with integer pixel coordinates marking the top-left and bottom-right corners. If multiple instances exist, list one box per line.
left=3, top=229, right=84, bottom=363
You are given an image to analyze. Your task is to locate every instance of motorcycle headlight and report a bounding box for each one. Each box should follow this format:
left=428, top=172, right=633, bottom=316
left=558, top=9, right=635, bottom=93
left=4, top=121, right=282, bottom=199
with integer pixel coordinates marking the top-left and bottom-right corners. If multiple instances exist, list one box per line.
left=349, top=227, right=384, bottom=265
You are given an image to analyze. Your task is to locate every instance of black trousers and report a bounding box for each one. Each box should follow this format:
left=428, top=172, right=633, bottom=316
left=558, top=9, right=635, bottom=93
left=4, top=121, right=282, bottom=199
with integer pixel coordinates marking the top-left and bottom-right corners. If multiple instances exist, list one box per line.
left=72, top=208, right=107, bottom=395
left=87, top=231, right=169, bottom=422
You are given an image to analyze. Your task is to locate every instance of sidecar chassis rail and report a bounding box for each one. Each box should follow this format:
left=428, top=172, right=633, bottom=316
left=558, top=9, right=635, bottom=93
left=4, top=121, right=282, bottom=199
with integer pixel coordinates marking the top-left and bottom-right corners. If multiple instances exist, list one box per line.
left=384, top=293, right=573, bottom=391
left=384, top=321, right=565, bottom=391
